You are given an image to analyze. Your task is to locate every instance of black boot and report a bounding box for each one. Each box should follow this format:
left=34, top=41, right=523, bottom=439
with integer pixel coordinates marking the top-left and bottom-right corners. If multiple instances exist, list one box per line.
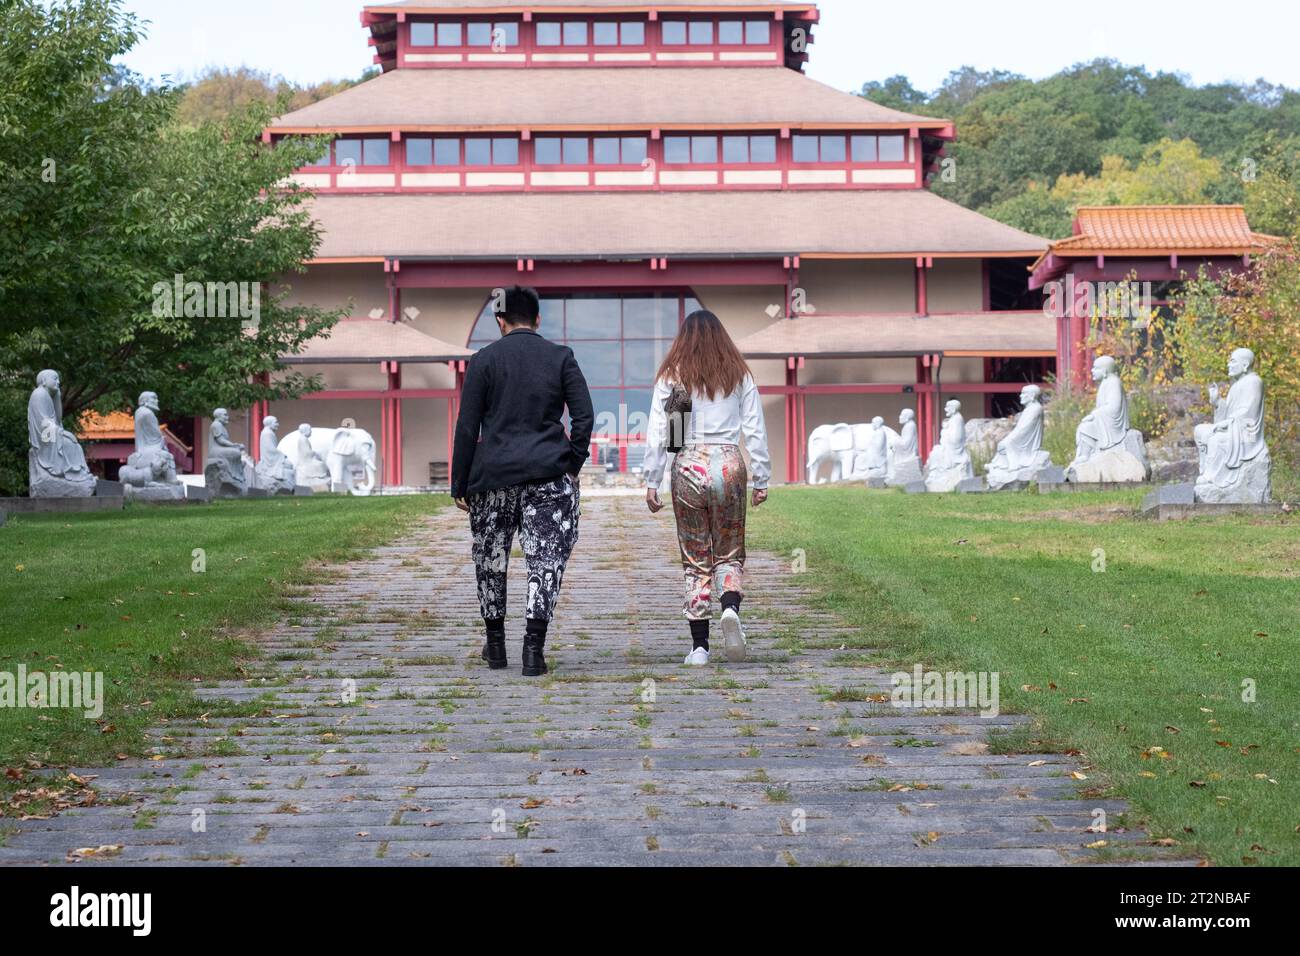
left=521, top=619, right=548, bottom=677
left=482, top=618, right=507, bottom=670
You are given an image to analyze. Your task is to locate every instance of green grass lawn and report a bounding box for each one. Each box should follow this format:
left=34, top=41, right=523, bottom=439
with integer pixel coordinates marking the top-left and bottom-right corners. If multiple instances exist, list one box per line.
left=749, top=487, right=1299, bottom=867
left=0, top=496, right=445, bottom=790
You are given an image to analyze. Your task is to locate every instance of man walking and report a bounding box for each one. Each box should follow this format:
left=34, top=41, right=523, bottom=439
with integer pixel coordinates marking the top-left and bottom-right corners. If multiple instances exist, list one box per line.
left=452, top=287, right=594, bottom=677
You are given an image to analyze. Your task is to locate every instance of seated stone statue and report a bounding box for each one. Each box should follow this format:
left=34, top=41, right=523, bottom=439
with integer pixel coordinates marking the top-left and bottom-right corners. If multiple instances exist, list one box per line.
left=294, top=424, right=331, bottom=487
left=27, top=370, right=96, bottom=498
left=204, top=408, right=248, bottom=497
left=254, top=417, right=297, bottom=495
left=925, top=400, right=975, bottom=493
left=1067, top=356, right=1149, bottom=483
left=986, top=385, right=1056, bottom=489
left=886, top=408, right=924, bottom=486
left=120, top=392, right=185, bottom=499
left=1194, top=347, right=1272, bottom=504
left=849, top=417, right=890, bottom=482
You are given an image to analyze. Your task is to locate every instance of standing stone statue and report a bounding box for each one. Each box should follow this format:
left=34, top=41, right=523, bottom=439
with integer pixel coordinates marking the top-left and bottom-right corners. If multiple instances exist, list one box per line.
left=850, top=417, right=890, bottom=482
left=294, top=424, right=331, bottom=488
left=204, top=408, right=248, bottom=497
left=1067, top=356, right=1149, bottom=483
left=27, top=370, right=96, bottom=498
left=120, top=392, right=185, bottom=500
left=925, top=400, right=975, bottom=493
left=254, top=417, right=297, bottom=495
left=886, top=408, right=924, bottom=487
left=1194, top=347, right=1272, bottom=504
left=986, top=385, right=1058, bottom=489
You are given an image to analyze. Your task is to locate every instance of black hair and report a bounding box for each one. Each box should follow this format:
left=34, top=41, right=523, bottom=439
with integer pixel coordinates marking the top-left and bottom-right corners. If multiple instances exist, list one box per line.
left=495, top=286, right=541, bottom=326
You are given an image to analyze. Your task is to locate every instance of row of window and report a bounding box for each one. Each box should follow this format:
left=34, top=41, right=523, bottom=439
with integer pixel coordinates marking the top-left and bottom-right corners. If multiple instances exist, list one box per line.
left=408, top=18, right=772, bottom=49
left=303, top=134, right=907, bottom=169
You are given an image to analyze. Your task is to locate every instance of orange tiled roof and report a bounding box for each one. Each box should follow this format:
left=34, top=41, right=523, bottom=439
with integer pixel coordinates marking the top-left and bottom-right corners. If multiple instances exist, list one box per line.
left=1043, top=205, right=1278, bottom=263
left=77, top=411, right=192, bottom=452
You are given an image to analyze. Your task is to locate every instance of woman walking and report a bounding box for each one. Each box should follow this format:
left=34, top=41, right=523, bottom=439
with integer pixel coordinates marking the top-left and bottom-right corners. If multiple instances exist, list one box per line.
left=644, top=310, right=771, bottom=666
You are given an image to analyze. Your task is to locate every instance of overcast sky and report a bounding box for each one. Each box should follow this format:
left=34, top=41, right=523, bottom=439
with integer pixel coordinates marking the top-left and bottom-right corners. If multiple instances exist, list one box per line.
left=115, top=0, right=1300, bottom=93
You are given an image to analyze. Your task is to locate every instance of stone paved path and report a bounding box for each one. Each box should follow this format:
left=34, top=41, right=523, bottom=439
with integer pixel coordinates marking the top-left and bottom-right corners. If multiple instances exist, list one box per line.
left=1, top=497, right=1180, bottom=867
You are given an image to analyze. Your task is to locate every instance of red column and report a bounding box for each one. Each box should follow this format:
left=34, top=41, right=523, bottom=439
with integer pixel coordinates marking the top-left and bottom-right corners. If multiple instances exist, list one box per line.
left=914, top=257, right=931, bottom=316
left=386, top=362, right=402, bottom=487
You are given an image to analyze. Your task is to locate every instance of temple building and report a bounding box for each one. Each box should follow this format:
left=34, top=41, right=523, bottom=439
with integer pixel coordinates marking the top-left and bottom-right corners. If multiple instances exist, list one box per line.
left=210, top=1, right=1261, bottom=488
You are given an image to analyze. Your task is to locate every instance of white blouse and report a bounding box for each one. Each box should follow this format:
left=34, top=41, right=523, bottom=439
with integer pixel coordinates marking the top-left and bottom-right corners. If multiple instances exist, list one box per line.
left=642, top=375, right=772, bottom=489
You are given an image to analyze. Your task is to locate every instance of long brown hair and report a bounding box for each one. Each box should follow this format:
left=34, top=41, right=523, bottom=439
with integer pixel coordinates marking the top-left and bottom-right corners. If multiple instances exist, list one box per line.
left=656, top=309, right=751, bottom=400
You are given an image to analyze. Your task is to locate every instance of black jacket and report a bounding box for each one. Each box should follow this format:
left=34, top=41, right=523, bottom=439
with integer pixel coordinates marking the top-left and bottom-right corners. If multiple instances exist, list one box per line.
left=451, top=329, right=595, bottom=498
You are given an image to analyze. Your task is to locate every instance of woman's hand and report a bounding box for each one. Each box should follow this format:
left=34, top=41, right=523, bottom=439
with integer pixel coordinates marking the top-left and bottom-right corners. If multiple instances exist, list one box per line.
left=455, top=498, right=470, bottom=513
left=646, top=488, right=664, bottom=513
left=752, top=487, right=768, bottom=508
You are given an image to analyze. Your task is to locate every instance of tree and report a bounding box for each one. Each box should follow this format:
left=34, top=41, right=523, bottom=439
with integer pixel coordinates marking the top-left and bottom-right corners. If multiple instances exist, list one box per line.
left=0, top=0, right=342, bottom=495
left=1051, top=139, right=1224, bottom=209
left=175, top=66, right=378, bottom=128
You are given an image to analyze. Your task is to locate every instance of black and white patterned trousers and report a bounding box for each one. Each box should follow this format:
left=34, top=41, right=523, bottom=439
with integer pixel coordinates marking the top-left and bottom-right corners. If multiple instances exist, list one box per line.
left=469, top=475, right=581, bottom=622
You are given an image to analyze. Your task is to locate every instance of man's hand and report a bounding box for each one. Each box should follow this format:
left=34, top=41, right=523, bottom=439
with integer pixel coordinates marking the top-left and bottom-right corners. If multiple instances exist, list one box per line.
left=752, top=488, right=768, bottom=508
left=646, top=488, right=664, bottom=513
left=455, top=497, right=470, bottom=513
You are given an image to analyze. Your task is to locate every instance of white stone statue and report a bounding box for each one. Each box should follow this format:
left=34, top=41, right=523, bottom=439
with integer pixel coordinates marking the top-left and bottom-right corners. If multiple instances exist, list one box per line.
left=807, top=423, right=856, bottom=484
left=204, top=408, right=249, bottom=496
left=1194, top=347, right=1272, bottom=504
left=254, top=416, right=298, bottom=495
left=120, top=392, right=185, bottom=499
left=886, top=409, right=924, bottom=486
left=1067, top=357, right=1149, bottom=484
left=849, top=418, right=890, bottom=481
left=986, top=385, right=1056, bottom=489
left=280, top=424, right=378, bottom=496
left=925, top=400, right=975, bottom=493
left=27, top=370, right=96, bottom=498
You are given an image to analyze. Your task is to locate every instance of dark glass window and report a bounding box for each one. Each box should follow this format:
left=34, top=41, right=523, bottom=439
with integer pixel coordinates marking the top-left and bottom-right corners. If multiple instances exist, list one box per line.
left=334, top=139, right=362, bottom=167
left=661, top=20, right=686, bottom=45
left=434, top=138, right=460, bottom=166
left=593, top=138, right=621, bottom=165
left=820, top=135, right=847, bottom=163
left=750, top=135, right=777, bottom=163
left=467, top=22, right=492, bottom=46
left=410, top=22, right=434, bottom=46
left=563, top=21, right=587, bottom=45
left=792, top=135, right=819, bottom=163
left=745, top=20, right=771, bottom=44
left=719, top=21, right=744, bottom=44
left=852, top=135, right=878, bottom=163
left=405, top=138, right=433, bottom=166
left=464, top=138, right=491, bottom=166
left=562, top=137, right=589, bottom=165
left=495, top=22, right=519, bottom=46
left=622, top=137, right=648, bottom=165
left=437, top=22, right=461, bottom=46
left=722, top=136, right=749, bottom=164
left=492, top=137, right=519, bottom=165
left=535, top=138, right=561, bottom=165
left=688, top=21, right=713, bottom=45
left=594, top=22, right=619, bottom=45
left=536, top=21, right=561, bottom=46
left=664, top=137, right=690, bottom=164
left=621, top=21, right=645, bottom=45
left=879, top=135, right=906, bottom=162
left=692, top=136, right=717, bottom=163
left=307, top=140, right=331, bottom=167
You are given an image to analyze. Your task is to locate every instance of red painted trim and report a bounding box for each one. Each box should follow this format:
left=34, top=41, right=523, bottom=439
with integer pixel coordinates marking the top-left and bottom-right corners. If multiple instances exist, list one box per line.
left=393, top=258, right=788, bottom=289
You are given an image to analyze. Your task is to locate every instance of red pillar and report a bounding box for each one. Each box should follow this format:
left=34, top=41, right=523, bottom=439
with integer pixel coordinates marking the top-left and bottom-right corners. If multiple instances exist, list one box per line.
left=386, top=362, right=402, bottom=487
left=914, top=256, right=931, bottom=316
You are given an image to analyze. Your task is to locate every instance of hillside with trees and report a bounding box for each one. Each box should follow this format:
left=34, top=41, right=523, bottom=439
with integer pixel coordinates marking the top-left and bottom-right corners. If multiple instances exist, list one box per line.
left=860, top=61, right=1300, bottom=238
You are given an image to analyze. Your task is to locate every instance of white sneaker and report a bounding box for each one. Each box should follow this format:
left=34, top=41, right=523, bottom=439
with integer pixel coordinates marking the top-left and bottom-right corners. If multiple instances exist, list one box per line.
left=684, top=647, right=711, bottom=666
left=720, top=608, right=747, bottom=663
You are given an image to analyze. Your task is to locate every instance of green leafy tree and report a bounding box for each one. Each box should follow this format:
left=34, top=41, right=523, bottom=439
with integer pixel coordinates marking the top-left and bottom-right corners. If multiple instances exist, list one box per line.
left=0, top=0, right=341, bottom=494
left=175, top=66, right=378, bottom=128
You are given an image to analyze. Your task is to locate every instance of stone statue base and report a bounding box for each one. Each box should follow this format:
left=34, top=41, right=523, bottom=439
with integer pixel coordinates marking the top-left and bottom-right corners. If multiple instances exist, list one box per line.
left=28, top=457, right=97, bottom=499
left=886, top=457, right=924, bottom=488
left=204, top=462, right=247, bottom=499
left=254, top=463, right=298, bottom=496
left=987, top=451, right=1056, bottom=490
left=1068, top=430, right=1149, bottom=484
left=125, top=482, right=187, bottom=502
left=1195, top=450, right=1272, bottom=504
left=925, top=463, right=974, bottom=494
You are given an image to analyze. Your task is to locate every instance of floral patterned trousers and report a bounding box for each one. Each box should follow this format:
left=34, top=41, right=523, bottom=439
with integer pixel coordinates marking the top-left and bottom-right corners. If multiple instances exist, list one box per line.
left=671, top=444, right=748, bottom=621
left=469, top=475, right=580, bottom=622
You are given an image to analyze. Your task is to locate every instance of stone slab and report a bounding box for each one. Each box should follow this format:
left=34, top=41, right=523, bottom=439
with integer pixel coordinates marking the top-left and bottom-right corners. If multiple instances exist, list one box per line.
left=956, top=477, right=989, bottom=494
left=93, top=479, right=125, bottom=498
left=0, top=495, right=124, bottom=514
left=294, top=486, right=315, bottom=497
left=903, top=480, right=928, bottom=495
left=186, top=484, right=215, bottom=503
left=1141, top=500, right=1283, bottom=521
left=1040, top=481, right=1155, bottom=494
left=1141, top=483, right=1196, bottom=513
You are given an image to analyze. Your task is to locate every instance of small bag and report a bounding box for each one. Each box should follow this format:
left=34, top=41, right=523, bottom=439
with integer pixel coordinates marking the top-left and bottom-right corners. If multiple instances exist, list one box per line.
left=664, top=383, right=693, bottom=455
